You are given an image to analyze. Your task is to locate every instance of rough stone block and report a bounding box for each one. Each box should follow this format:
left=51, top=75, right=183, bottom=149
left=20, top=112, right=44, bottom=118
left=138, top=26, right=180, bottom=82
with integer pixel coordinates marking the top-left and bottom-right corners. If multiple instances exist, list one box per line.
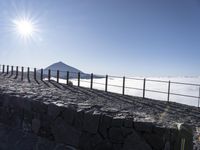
left=52, top=117, right=81, bottom=147
left=79, top=132, right=93, bottom=150
left=134, top=122, right=153, bottom=133
left=109, top=127, right=124, bottom=143
left=47, top=103, right=62, bottom=120
left=94, top=140, right=112, bottom=150
left=111, top=117, right=124, bottom=127
left=74, top=110, right=84, bottom=130
left=122, top=127, right=133, bottom=137
left=98, top=115, right=112, bottom=138
left=123, top=118, right=133, bottom=128
left=32, top=118, right=41, bottom=134
left=144, top=133, right=164, bottom=150
left=123, top=130, right=152, bottom=150
left=113, top=143, right=123, bottom=150
left=32, top=100, right=47, bottom=114
left=62, top=108, right=75, bottom=125
left=83, top=112, right=101, bottom=134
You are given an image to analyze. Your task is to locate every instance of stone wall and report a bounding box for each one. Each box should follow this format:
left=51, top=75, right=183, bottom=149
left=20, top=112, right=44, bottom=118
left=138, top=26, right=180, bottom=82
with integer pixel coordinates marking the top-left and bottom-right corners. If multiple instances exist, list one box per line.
left=0, top=93, right=193, bottom=150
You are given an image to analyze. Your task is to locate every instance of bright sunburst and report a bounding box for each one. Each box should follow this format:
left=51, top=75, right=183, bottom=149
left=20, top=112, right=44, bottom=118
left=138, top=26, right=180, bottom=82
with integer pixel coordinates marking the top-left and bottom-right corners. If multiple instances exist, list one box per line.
left=15, top=20, right=34, bottom=36
left=13, top=19, right=35, bottom=39
left=12, top=17, right=39, bottom=41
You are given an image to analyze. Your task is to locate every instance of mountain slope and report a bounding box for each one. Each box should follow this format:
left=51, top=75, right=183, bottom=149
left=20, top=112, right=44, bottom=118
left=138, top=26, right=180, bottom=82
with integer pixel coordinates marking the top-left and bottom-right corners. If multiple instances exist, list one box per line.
left=44, top=61, right=83, bottom=73
left=43, top=61, right=89, bottom=78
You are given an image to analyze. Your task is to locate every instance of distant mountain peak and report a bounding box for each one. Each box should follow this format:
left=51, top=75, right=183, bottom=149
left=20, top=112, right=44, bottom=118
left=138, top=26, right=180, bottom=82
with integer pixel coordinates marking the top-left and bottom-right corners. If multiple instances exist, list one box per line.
left=44, top=61, right=83, bottom=73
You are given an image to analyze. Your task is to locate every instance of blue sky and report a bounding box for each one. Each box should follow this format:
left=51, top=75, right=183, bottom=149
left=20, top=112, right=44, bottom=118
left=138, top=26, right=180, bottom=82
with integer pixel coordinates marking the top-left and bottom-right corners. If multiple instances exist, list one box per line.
left=0, top=0, right=200, bottom=76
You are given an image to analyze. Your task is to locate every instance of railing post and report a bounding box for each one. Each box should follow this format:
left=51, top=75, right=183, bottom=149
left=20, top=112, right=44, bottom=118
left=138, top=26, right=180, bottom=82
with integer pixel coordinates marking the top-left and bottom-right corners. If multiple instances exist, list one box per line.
left=167, top=80, right=171, bottom=102
left=27, top=67, right=30, bottom=81
left=143, top=78, right=146, bottom=98
left=2, top=65, right=5, bottom=73
left=34, top=68, right=36, bottom=80
left=122, top=76, right=125, bottom=95
left=48, top=69, right=51, bottom=81
left=66, top=71, right=69, bottom=85
left=41, top=69, right=43, bottom=81
left=105, top=75, right=108, bottom=92
left=11, top=66, right=13, bottom=75
left=90, top=73, right=93, bottom=89
left=198, top=86, right=200, bottom=108
left=6, top=65, right=9, bottom=74
left=78, top=72, right=80, bottom=87
left=57, top=70, right=59, bottom=83
left=21, top=67, right=24, bottom=81
left=16, top=66, right=18, bottom=77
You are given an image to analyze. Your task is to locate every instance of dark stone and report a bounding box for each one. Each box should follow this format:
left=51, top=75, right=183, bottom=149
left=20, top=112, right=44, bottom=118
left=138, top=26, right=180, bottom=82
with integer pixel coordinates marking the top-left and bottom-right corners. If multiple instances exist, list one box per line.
left=109, top=127, right=124, bottom=143
left=95, top=140, right=112, bottom=150
left=122, top=127, right=133, bottom=137
left=113, top=143, right=123, bottom=150
left=32, top=118, right=41, bottom=134
left=36, top=138, right=56, bottom=150
left=123, top=130, right=152, bottom=150
left=98, top=115, right=112, bottom=138
left=134, top=122, right=153, bottom=133
left=173, top=124, right=193, bottom=150
left=74, top=110, right=84, bottom=130
left=111, top=117, right=124, bottom=127
left=15, top=134, right=38, bottom=150
left=52, top=117, right=81, bottom=147
left=144, top=133, right=164, bottom=150
left=79, top=132, right=93, bottom=150
left=79, top=132, right=103, bottom=150
left=123, top=118, right=133, bottom=128
left=32, top=100, right=47, bottom=114
left=153, top=126, right=166, bottom=136
left=83, top=112, right=101, bottom=134
left=47, top=103, right=62, bottom=120
left=91, top=134, right=103, bottom=148
left=23, top=99, right=32, bottom=112
left=62, top=108, right=75, bottom=125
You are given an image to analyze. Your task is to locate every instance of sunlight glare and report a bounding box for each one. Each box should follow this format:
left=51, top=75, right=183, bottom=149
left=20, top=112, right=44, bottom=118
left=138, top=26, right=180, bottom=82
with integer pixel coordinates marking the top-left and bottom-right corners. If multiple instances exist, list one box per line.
left=13, top=18, right=37, bottom=40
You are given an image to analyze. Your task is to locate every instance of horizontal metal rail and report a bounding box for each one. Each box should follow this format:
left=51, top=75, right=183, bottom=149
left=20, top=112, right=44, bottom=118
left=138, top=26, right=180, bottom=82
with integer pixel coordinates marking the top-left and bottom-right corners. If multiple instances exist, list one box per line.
left=0, top=64, right=200, bottom=107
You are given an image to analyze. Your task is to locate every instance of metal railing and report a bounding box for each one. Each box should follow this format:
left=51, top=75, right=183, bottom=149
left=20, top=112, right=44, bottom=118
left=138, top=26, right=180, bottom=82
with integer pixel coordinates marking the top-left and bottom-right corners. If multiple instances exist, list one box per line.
left=0, top=64, right=200, bottom=107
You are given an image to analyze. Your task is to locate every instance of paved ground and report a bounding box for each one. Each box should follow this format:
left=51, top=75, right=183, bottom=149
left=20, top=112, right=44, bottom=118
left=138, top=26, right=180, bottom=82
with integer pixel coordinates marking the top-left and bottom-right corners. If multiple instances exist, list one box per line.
left=0, top=72, right=199, bottom=149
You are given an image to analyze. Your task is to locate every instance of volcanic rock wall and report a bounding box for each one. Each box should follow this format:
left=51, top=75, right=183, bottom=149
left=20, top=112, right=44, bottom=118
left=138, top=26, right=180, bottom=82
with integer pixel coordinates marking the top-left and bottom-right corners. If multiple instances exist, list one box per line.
left=0, top=93, right=193, bottom=150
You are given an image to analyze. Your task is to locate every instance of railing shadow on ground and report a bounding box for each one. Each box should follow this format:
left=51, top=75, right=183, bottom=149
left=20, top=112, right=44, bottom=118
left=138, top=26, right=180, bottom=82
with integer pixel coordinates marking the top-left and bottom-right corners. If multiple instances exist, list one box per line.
left=0, top=64, right=200, bottom=108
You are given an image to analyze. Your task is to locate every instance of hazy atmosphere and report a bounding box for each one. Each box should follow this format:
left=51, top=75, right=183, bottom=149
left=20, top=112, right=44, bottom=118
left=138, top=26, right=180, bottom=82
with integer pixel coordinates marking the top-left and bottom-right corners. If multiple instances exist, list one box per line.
left=1, top=0, right=200, bottom=76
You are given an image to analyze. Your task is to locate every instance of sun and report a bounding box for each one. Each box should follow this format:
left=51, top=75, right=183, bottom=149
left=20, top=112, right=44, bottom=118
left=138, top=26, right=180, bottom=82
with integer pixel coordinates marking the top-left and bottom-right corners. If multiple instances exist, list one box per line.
left=13, top=18, right=37, bottom=39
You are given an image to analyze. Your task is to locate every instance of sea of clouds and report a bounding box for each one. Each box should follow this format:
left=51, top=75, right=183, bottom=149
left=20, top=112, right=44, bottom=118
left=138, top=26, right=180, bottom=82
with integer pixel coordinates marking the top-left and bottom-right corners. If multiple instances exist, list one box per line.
left=50, top=76, right=200, bottom=107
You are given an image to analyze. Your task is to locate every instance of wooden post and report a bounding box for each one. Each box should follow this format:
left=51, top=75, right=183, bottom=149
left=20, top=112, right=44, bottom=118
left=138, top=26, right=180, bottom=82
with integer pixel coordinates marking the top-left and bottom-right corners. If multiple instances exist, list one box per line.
left=167, top=81, right=171, bottom=102
left=34, top=68, right=36, bottom=80
left=122, top=76, right=125, bottom=95
left=27, top=67, right=30, bottom=81
left=105, top=75, right=108, bottom=92
left=66, top=71, right=69, bottom=85
left=57, top=70, right=59, bottom=83
left=143, top=78, right=146, bottom=98
left=90, top=73, right=93, bottom=89
left=78, top=72, right=80, bottom=87
left=41, top=69, right=43, bottom=81
left=16, top=66, right=18, bottom=77
left=11, top=66, right=13, bottom=75
left=48, top=69, right=51, bottom=81
left=198, top=86, right=200, bottom=108
left=21, top=67, right=24, bottom=81
left=2, top=65, right=5, bottom=73
left=6, top=65, right=9, bottom=74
